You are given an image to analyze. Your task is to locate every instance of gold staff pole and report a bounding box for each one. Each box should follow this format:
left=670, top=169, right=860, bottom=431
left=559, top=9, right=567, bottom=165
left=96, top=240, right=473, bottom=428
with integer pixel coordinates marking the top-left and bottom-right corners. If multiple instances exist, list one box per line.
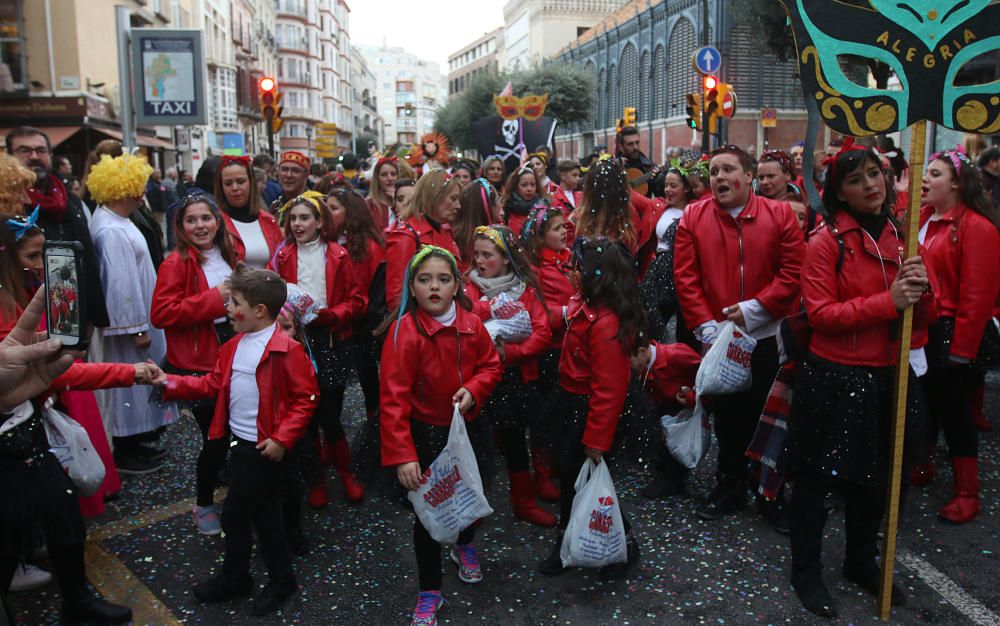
left=878, top=119, right=927, bottom=620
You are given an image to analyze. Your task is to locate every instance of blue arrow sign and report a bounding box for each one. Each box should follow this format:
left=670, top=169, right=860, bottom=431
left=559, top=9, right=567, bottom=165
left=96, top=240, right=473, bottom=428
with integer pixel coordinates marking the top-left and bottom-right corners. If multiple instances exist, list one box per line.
left=694, top=46, right=721, bottom=74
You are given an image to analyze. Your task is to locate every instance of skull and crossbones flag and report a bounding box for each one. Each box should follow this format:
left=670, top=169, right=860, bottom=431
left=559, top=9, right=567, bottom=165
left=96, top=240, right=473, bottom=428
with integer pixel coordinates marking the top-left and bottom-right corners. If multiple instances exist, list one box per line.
left=472, top=116, right=558, bottom=175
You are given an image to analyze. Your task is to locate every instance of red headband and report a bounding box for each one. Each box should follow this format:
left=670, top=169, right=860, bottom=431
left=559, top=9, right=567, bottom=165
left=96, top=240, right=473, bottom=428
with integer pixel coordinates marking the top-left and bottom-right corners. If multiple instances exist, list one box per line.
left=279, top=151, right=311, bottom=170
left=375, top=156, right=398, bottom=172
left=220, top=155, right=252, bottom=168
left=822, top=137, right=875, bottom=177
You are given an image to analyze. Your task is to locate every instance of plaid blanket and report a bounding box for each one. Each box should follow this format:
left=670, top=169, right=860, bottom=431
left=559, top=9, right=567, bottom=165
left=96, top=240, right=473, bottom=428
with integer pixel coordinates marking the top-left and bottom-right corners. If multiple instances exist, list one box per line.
left=745, top=362, right=795, bottom=500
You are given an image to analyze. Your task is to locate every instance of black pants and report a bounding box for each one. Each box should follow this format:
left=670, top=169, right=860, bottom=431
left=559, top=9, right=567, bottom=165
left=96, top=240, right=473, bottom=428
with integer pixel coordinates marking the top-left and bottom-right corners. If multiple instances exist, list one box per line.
left=358, top=360, right=379, bottom=414
left=317, top=386, right=347, bottom=443
left=922, top=364, right=977, bottom=458
left=495, top=426, right=530, bottom=473
left=710, top=337, right=779, bottom=483
left=194, top=405, right=229, bottom=507
left=220, top=440, right=293, bottom=582
left=2, top=542, right=89, bottom=621
left=411, top=422, right=475, bottom=591
left=789, top=470, right=883, bottom=577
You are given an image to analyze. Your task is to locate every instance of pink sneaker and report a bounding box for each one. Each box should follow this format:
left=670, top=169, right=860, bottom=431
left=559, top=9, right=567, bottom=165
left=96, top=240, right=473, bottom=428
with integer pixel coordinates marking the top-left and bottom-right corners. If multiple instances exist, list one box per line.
left=193, top=504, right=222, bottom=536
left=410, top=590, right=444, bottom=625
left=450, top=543, right=483, bottom=584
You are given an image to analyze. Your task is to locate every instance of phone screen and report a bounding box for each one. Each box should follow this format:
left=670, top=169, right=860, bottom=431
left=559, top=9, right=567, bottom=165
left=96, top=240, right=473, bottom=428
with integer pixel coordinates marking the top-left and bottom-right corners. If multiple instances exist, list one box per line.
left=45, top=249, right=83, bottom=345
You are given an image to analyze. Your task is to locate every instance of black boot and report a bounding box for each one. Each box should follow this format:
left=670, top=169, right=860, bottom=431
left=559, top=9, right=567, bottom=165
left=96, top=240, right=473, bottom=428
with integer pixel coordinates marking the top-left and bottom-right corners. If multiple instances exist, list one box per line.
left=598, top=534, right=639, bottom=580
left=791, top=570, right=838, bottom=618
left=52, top=543, right=132, bottom=625
left=193, top=573, right=254, bottom=603
left=252, top=574, right=297, bottom=616
left=696, top=477, right=747, bottom=520
left=538, top=532, right=565, bottom=576
left=757, top=493, right=790, bottom=535
left=62, top=597, right=133, bottom=625
left=842, top=560, right=906, bottom=607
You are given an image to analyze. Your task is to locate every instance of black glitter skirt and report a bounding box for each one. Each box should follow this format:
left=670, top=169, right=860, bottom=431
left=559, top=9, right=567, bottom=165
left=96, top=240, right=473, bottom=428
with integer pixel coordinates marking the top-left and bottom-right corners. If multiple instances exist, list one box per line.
left=788, top=356, right=927, bottom=486
left=479, top=368, right=544, bottom=430
left=640, top=250, right=678, bottom=342
left=0, top=416, right=86, bottom=557
left=305, top=326, right=352, bottom=390
left=161, top=321, right=236, bottom=412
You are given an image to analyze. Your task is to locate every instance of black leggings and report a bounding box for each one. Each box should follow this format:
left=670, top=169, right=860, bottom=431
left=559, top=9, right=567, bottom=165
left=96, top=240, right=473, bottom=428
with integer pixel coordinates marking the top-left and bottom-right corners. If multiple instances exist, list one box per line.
left=495, top=426, right=530, bottom=473
left=317, top=385, right=347, bottom=444
left=194, top=405, right=229, bottom=507
left=922, top=364, right=977, bottom=458
left=358, top=360, right=379, bottom=414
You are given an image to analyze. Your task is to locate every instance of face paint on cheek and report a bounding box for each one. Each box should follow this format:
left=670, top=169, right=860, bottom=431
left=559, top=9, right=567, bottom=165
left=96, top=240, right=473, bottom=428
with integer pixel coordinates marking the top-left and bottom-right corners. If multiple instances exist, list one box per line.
left=234, top=312, right=245, bottom=322
left=733, top=181, right=741, bottom=191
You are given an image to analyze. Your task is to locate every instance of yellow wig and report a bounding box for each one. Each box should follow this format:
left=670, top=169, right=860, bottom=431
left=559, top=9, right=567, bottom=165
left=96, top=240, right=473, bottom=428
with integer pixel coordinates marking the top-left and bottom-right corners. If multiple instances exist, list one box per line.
left=0, top=154, right=36, bottom=214
left=86, top=154, right=153, bottom=205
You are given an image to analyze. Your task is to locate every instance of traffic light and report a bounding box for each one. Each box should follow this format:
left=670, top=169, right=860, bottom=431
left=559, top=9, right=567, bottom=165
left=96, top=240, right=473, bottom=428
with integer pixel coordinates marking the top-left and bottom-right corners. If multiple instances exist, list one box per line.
left=623, top=106, right=637, bottom=127
left=703, top=75, right=720, bottom=135
left=685, top=93, right=703, bottom=130
left=404, top=102, right=413, bottom=116
left=259, top=76, right=283, bottom=129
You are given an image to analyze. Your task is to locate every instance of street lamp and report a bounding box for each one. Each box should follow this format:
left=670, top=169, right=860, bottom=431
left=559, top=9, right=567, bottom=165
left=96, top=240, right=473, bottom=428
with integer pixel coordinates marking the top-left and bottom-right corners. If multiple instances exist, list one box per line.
left=305, top=125, right=313, bottom=159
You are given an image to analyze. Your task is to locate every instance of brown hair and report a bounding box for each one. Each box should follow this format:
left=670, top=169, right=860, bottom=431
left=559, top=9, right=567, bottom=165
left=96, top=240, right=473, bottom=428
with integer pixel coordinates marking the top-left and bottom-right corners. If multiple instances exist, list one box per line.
left=368, top=159, right=398, bottom=206
left=173, top=195, right=239, bottom=267
left=0, top=212, right=42, bottom=317
left=215, top=160, right=266, bottom=218
left=282, top=195, right=338, bottom=243
left=576, top=159, right=637, bottom=248
left=325, top=187, right=384, bottom=260
left=452, top=181, right=500, bottom=259
left=502, top=166, right=547, bottom=203
left=228, top=264, right=287, bottom=319
left=408, top=169, right=461, bottom=222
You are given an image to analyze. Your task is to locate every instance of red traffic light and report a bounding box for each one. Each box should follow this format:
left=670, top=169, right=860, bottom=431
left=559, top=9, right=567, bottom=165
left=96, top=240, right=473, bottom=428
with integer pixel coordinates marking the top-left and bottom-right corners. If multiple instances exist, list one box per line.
left=259, top=77, right=276, bottom=93
left=703, top=75, right=718, bottom=90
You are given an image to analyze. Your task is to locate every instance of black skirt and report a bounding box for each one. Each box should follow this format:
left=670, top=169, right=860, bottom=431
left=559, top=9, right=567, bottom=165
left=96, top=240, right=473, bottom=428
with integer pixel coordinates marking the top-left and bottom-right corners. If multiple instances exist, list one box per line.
left=788, top=356, right=926, bottom=486
left=305, top=325, right=352, bottom=390
left=478, top=368, right=544, bottom=430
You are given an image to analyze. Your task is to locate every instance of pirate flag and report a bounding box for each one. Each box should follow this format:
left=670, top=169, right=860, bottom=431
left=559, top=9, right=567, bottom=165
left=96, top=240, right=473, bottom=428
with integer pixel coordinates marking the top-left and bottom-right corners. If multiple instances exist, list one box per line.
left=472, top=116, right=558, bottom=175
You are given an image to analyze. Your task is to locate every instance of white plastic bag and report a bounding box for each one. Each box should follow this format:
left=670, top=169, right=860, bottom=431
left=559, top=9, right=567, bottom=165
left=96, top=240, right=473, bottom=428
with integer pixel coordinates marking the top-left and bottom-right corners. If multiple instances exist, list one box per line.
left=695, top=321, right=757, bottom=395
left=409, top=405, right=494, bottom=544
left=43, top=406, right=106, bottom=496
left=483, top=292, right=532, bottom=343
left=660, top=404, right=711, bottom=469
left=560, top=459, right=627, bottom=569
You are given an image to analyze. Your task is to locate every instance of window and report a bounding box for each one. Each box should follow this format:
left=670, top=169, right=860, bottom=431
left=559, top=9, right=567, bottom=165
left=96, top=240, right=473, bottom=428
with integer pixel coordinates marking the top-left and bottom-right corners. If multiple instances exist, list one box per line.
left=620, top=44, right=638, bottom=123
left=0, top=0, right=25, bottom=93
left=667, top=19, right=698, bottom=118
left=212, top=68, right=238, bottom=131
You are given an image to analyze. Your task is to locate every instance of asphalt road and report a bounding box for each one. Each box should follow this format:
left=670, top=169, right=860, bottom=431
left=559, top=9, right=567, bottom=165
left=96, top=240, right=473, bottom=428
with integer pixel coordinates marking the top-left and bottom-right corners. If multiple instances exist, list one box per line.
left=9, top=378, right=1000, bottom=625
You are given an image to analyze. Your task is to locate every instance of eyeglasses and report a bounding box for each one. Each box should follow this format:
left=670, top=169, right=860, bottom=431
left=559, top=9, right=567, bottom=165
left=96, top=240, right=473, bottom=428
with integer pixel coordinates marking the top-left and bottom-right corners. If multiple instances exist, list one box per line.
left=13, top=146, right=50, bottom=157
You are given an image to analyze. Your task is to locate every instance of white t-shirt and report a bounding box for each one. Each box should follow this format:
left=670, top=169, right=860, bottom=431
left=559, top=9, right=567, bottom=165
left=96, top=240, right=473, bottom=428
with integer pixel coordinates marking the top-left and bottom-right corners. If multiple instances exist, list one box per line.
left=296, top=237, right=328, bottom=308
left=201, top=246, right=233, bottom=324
left=233, top=219, right=270, bottom=269
left=228, top=323, right=277, bottom=442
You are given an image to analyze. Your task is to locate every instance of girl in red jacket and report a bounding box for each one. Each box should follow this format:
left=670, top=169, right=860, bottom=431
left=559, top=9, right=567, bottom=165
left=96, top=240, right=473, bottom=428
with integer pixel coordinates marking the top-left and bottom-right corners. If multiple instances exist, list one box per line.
left=451, top=179, right=502, bottom=264
left=915, top=148, right=1000, bottom=524
left=367, top=156, right=399, bottom=232
left=466, top=225, right=556, bottom=525
left=502, top=165, right=549, bottom=237
left=271, top=194, right=367, bottom=505
left=152, top=194, right=238, bottom=535
left=384, top=169, right=462, bottom=310
left=538, top=237, right=647, bottom=580
left=788, top=143, right=931, bottom=617
left=378, top=245, right=502, bottom=626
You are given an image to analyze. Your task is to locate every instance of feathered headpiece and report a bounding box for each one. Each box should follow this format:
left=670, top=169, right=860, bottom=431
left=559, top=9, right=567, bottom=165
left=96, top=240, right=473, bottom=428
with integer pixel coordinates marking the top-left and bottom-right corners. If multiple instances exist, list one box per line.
left=406, top=132, right=451, bottom=168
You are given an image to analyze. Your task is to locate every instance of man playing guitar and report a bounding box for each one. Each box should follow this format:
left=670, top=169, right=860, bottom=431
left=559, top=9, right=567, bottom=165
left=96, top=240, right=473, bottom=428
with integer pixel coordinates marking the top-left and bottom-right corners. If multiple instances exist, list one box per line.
left=617, top=126, right=664, bottom=198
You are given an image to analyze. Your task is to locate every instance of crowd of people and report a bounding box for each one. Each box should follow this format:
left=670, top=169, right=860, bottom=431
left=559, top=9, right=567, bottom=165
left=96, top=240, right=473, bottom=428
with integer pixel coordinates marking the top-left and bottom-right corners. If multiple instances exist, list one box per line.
left=0, top=122, right=999, bottom=625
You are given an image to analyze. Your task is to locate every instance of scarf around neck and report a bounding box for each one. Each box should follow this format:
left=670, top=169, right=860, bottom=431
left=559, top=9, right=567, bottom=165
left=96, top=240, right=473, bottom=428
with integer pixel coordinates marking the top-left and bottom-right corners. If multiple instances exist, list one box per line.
left=469, top=269, right=525, bottom=300
left=28, top=176, right=68, bottom=223
left=506, top=192, right=542, bottom=216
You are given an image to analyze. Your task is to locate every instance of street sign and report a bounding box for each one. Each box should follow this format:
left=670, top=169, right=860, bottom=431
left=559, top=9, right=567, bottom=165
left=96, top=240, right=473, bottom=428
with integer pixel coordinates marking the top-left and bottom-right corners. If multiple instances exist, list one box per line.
left=131, top=29, right=207, bottom=125
left=692, top=46, right=722, bottom=75
left=721, top=89, right=737, bottom=119
left=761, top=108, right=778, bottom=128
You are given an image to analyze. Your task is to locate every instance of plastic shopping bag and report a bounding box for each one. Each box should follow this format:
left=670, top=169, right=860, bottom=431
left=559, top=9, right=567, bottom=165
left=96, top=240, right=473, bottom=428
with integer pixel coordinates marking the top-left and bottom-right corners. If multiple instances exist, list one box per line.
left=560, top=459, right=627, bottom=569
left=695, top=321, right=757, bottom=396
left=660, top=403, right=711, bottom=469
left=43, top=405, right=106, bottom=496
left=483, top=292, right=532, bottom=343
left=409, top=405, right=494, bottom=544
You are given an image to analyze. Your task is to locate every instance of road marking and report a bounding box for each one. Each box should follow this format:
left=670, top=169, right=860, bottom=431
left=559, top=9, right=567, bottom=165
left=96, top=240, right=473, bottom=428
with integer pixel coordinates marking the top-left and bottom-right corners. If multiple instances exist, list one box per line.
left=89, top=488, right=227, bottom=542
left=898, top=550, right=1000, bottom=626
left=85, top=542, right=183, bottom=626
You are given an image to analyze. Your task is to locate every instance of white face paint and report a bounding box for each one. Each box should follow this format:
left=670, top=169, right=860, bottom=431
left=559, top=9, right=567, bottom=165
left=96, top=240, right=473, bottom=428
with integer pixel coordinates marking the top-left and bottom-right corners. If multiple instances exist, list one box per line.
left=502, top=119, right=519, bottom=146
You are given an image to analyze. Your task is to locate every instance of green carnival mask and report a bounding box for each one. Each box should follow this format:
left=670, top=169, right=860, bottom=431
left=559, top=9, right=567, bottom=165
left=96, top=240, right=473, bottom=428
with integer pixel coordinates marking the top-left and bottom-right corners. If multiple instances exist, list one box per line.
left=779, top=0, right=1000, bottom=135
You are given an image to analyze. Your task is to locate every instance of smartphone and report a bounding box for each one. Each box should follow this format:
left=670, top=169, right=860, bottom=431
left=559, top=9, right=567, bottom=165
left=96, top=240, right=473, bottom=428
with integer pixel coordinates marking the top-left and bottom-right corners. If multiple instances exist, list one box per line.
left=43, top=241, right=88, bottom=351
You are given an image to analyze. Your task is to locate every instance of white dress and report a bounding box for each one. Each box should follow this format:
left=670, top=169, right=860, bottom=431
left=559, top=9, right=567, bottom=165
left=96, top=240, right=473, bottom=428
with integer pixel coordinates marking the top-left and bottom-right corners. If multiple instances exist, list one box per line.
left=90, top=206, right=176, bottom=437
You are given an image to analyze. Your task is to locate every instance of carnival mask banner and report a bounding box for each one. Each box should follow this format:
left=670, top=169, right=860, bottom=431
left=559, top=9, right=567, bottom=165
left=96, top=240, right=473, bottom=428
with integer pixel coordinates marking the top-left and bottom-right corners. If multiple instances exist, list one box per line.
left=472, top=116, right=558, bottom=173
left=779, top=0, right=1000, bottom=135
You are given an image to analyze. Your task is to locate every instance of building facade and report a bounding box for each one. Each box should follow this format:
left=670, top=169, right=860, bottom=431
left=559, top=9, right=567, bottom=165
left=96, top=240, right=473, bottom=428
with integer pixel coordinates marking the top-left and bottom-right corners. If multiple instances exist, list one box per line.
left=552, top=0, right=809, bottom=161
left=448, top=28, right=503, bottom=99
left=350, top=46, right=379, bottom=153
left=231, top=0, right=278, bottom=160
left=502, top=0, right=627, bottom=71
left=357, top=44, right=447, bottom=147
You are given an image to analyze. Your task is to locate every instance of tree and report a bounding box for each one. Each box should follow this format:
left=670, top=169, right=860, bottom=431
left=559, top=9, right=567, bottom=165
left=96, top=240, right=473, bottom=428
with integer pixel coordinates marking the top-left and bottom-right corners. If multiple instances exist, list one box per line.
left=434, top=63, right=595, bottom=151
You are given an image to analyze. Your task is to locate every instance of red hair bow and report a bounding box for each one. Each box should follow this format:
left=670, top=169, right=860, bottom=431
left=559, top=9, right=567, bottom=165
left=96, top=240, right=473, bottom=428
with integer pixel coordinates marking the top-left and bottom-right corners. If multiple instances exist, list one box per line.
left=220, top=155, right=252, bottom=168
left=375, top=156, right=398, bottom=171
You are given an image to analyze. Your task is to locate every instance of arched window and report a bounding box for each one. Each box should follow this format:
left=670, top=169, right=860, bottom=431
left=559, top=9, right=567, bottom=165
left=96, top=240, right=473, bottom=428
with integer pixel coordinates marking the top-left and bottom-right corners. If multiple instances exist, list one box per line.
left=667, top=18, right=698, bottom=120
left=620, top=44, right=639, bottom=121
left=639, top=50, right=650, bottom=121
left=652, top=45, right=666, bottom=119
left=607, top=64, right=618, bottom=128
left=585, top=60, right=598, bottom=130
left=598, top=67, right=607, bottom=128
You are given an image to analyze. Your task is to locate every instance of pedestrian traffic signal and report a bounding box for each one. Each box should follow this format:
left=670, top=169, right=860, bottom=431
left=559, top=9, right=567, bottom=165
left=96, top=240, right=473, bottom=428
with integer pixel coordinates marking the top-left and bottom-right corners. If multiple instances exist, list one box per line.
left=685, top=93, right=703, bottom=130
left=623, top=107, right=637, bottom=127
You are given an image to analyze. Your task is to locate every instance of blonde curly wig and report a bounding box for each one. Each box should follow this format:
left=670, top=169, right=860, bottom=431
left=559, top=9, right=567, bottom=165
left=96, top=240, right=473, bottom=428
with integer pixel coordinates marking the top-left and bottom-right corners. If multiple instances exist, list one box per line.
left=0, top=154, right=36, bottom=214
left=86, top=153, right=153, bottom=205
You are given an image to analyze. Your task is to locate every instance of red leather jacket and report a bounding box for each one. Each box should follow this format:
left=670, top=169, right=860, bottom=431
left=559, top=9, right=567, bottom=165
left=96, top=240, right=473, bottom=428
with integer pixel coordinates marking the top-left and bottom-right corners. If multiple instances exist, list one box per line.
left=558, top=295, right=631, bottom=452
left=163, top=325, right=318, bottom=450
left=271, top=239, right=367, bottom=340
left=367, top=197, right=391, bottom=233
left=920, top=204, right=1000, bottom=360
left=463, top=282, right=552, bottom=382
left=384, top=215, right=462, bottom=310
left=674, top=192, right=805, bottom=330
left=151, top=247, right=230, bottom=372
left=351, top=238, right=386, bottom=285
left=549, top=187, right=580, bottom=242
left=380, top=306, right=503, bottom=467
left=632, top=192, right=668, bottom=278
left=533, top=249, right=576, bottom=349
left=221, top=211, right=283, bottom=266
left=639, top=341, right=701, bottom=408
left=803, top=213, right=935, bottom=367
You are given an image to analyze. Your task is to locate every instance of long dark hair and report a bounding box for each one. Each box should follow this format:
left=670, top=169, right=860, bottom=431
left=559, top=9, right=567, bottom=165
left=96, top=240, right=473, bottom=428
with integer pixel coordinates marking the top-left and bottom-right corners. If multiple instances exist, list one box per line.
left=173, top=194, right=239, bottom=267
left=502, top=166, right=546, bottom=203
left=577, top=159, right=637, bottom=248
left=0, top=214, right=41, bottom=316
left=821, top=147, right=899, bottom=226
left=215, top=158, right=266, bottom=217
left=453, top=180, right=500, bottom=260
left=375, top=247, right=472, bottom=338
left=572, top=237, right=647, bottom=356
left=931, top=152, right=1000, bottom=232
left=325, top=187, right=384, bottom=260
left=521, top=207, right=564, bottom=264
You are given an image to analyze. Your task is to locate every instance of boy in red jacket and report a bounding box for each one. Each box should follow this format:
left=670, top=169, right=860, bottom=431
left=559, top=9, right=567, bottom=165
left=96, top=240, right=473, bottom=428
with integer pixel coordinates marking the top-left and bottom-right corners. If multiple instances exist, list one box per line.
left=153, top=266, right=318, bottom=617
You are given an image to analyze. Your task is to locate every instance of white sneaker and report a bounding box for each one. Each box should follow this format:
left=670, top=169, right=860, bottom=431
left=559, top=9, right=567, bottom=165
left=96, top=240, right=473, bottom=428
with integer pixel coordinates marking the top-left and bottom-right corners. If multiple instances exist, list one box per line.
left=9, top=563, right=53, bottom=592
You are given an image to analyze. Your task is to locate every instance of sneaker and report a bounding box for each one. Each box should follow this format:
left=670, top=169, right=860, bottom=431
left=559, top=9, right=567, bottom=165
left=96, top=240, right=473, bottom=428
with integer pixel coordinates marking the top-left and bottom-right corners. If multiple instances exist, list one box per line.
left=450, top=544, right=483, bottom=584
left=410, top=590, right=444, bottom=626
left=193, top=505, right=222, bottom=536
left=9, top=563, right=52, bottom=592
left=114, top=452, right=163, bottom=476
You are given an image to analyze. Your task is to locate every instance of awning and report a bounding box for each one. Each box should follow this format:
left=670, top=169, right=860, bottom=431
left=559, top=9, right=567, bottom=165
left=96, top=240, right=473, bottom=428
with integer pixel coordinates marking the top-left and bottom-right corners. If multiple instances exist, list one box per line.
left=90, top=126, right=176, bottom=150
left=0, top=126, right=81, bottom=147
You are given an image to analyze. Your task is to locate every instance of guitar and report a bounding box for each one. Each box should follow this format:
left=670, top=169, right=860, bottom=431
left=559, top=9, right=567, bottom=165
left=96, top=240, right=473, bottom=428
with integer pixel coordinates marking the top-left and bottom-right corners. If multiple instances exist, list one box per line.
left=625, top=164, right=665, bottom=196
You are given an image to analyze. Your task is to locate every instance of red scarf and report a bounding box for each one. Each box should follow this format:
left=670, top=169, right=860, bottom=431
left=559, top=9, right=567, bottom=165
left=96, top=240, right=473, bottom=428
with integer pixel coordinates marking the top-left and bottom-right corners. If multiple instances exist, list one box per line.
left=27, top=176, right=68, bottom=223
left=540, top=247, right=571, bottom=266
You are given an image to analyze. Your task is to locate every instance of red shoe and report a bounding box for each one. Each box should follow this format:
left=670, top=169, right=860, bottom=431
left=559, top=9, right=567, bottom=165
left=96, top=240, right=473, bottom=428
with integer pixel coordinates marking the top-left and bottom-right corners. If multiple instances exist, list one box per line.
left=909, top=460, right=935, bottom=487
left=331, top=437, right=365, bottom=502
left=531, top=447, right=560, bottom=502
left=972, top=382, right=992, bottom=432
left=307, top=476, right=329, bottom=509
left=938, top=457, right=980, bottom=524
left=509, top=470, right=557, bottom=527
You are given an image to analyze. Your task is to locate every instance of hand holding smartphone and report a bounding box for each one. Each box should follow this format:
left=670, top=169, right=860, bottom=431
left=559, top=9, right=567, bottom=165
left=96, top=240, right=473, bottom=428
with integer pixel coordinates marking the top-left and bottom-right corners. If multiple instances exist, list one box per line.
left=43, top=241, right=89, bottom=352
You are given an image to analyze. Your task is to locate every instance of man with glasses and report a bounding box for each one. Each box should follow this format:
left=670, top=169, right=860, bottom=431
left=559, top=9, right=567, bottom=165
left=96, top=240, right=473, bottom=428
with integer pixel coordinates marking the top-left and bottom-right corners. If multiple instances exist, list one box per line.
left=6, top=126, right=109, bottom=329
left=269, top=151, right=311, bottom=224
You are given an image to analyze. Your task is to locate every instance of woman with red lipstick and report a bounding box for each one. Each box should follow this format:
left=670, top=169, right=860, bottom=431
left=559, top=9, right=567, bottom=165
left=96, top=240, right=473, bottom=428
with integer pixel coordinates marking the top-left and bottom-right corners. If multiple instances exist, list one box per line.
left=152, top=194, right=239, bottom=536
left=913, top=148, right=1000, bottom=524
left=271, top=194, right=368, bottom=506
left=214, top=156, right=282, bottom=269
